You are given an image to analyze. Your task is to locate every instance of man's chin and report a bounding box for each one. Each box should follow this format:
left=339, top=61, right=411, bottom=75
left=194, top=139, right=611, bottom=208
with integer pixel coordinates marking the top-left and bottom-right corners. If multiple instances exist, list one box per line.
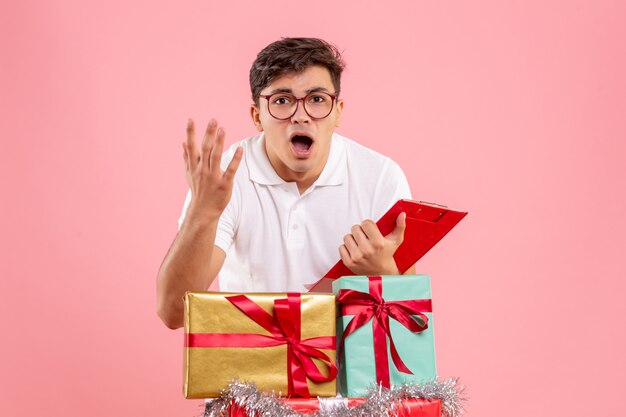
left=285, top=158, right=319, bottom=175
left=288, top=162, right=313, bottom=174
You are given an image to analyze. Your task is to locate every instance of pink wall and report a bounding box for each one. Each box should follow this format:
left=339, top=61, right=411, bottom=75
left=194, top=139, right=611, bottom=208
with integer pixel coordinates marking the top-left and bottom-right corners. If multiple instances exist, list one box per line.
left=2, top=1, right=625, bottom=416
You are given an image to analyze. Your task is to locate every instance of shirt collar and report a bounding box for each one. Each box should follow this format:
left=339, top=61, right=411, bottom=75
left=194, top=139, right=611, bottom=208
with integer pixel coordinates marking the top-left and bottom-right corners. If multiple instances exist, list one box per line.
left=247, top=132, right=347, bottom=187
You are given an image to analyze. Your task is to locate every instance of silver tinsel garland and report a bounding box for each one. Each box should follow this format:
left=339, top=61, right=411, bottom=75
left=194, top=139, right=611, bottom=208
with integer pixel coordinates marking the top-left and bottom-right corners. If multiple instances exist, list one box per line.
left=204, top=379, right=465, bottom=417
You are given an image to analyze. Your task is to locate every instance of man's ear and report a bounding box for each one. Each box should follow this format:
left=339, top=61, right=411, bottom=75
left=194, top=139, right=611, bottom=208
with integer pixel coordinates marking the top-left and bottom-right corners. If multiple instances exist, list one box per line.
left=335, top=99, right=344, bottom=128
left=250, top=104, right=263, bottom=132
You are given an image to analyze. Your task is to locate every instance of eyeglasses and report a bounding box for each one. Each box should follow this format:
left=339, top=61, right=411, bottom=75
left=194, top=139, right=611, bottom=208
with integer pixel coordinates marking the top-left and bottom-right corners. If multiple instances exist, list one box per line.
left=260, top=91, right=338, bottom=120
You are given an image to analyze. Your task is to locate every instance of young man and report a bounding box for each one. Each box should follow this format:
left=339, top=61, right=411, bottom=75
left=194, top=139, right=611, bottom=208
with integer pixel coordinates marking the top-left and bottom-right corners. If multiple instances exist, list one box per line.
left=157, top=38, right=413, bottom=329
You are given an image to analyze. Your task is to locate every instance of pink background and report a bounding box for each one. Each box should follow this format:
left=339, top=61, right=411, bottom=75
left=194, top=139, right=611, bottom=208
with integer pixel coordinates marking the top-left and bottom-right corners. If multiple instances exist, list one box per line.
left=2, top=1, right=625, bottom=416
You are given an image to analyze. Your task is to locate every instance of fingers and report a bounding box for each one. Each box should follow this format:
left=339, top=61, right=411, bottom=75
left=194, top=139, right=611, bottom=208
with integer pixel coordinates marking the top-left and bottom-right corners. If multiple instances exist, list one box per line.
left=339, top=244, right=352, bottom=266
left=357, top=221, right=387, bottom=253
left=343, top=233, right=361, bottom=260
left=200, top=119, right=218, bottom=168
left=386, top=212, right=406, bottom=244
left=182, top=142, right=189, bottom=170
left=350, top=224, right=366, bottom=243
left=360, top=220, right=382, bottom=240
left=210, top=127, right=225, bottom=173
left=341, top=216, right=400, bottom=259
left=223, top=146, right=244, bottom=181
left=186, top=119, right=199, bottom=171
left=341, top=216, right=405, bottom=275
left=185, top=117, right=241, bottom=185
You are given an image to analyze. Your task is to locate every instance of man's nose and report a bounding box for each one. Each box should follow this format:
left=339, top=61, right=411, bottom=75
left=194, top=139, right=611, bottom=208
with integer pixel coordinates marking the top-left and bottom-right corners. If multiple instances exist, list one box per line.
left=290, top=98, right=311, bottom=123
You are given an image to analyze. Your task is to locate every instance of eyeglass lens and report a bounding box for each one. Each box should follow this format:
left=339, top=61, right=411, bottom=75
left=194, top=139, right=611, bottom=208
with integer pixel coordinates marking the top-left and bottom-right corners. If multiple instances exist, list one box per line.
left=267, top=92, right=334, bottom=120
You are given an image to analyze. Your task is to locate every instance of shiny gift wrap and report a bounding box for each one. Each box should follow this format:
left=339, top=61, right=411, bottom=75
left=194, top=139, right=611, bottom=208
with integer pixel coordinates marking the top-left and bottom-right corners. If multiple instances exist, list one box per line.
left=333, top=275, right=437, bottom=397
left=204, top=379, right=464, bottom=417
left=184, top=292, right=337, bottom=398
left=228, top=397, right=442, bottom=416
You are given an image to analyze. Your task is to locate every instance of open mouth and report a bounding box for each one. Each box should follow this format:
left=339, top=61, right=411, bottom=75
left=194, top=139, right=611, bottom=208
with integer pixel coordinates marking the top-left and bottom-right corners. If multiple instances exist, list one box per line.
left=290, top=135, right=314, bottom=156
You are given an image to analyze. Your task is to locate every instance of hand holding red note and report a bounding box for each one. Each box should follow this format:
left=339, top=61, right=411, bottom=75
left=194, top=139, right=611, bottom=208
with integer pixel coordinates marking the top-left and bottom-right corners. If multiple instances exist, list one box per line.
left=308, top=199, right=468, bottom=293
left=338, top=212, right=408, bottom=276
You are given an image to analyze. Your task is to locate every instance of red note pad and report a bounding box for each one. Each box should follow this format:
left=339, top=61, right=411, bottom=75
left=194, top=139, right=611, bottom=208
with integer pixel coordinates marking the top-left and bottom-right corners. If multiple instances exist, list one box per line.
left=307, top=199, right=467, bottom=293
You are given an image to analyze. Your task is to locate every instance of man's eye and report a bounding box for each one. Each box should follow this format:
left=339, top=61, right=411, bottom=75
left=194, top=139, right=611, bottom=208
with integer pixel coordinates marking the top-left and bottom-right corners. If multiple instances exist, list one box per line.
left=308, top=95, right=326, bottom=103
left=273, top=96, right=293, bottom=105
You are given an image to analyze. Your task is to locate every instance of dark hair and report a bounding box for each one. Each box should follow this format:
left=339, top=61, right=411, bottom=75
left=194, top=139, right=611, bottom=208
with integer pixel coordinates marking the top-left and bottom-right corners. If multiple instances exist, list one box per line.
left=249, top=37, right=345, bottom=105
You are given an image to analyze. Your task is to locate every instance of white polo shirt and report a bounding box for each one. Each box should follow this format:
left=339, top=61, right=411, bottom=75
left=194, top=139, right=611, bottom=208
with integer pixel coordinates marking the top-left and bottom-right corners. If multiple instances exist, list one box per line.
left=179, top=132, right=411, bottom=292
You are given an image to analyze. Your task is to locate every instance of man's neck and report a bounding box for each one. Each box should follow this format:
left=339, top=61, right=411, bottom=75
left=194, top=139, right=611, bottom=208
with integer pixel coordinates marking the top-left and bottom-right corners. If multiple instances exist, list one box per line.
left=278, top=168, right=321, bottom=195
left=296, top=177, right=316, bottom=194
left=264, top=143, right=331, bottom=195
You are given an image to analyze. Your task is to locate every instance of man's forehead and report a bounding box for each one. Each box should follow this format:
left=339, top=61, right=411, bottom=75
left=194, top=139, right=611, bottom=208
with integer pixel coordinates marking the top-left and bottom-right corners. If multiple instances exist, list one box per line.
left=263, top=66, right=334, bottom=93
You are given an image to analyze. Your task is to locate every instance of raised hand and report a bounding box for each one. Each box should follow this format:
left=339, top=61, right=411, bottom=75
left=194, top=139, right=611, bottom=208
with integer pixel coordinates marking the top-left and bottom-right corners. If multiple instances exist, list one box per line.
left=182, top=118, right=243, bottom=223
left=339, top=212, right=407, bottom=275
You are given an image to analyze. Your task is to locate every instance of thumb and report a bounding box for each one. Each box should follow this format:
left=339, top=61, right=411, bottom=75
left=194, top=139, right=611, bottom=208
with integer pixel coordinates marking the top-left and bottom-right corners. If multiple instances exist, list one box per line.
left=386, top=212, right=406, bottom=245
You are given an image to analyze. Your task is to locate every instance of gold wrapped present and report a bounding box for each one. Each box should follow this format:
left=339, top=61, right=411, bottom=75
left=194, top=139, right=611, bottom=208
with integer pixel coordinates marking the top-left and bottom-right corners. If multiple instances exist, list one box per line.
left=183, top=292, right=337, bottom=398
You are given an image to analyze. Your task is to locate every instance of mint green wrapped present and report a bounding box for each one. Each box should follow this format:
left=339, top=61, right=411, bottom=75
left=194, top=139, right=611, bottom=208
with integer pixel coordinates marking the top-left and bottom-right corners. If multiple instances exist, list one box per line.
left=333, top=275, right=437, bottom=397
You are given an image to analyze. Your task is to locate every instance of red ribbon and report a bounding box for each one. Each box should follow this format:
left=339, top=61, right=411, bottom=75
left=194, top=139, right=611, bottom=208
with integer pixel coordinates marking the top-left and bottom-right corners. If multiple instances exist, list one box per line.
left=336, top=276, right=432, bottom=388
left=185, top=293, right=337, bottom=397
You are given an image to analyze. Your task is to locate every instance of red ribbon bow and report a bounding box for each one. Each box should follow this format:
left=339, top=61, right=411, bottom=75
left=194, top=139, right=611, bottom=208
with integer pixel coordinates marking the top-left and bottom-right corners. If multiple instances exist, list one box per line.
left=336, top=276, right=432, bottom=388
left=185, top=293, right=337, bottom=397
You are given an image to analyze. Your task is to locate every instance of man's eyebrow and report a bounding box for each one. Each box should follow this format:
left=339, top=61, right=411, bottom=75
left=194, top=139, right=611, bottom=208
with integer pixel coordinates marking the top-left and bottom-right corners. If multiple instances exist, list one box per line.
left=267, top=87, right=293, bottom=94
left=306, top=87, right=331, bottom=94
left=266, top=86, right=331, bottom=95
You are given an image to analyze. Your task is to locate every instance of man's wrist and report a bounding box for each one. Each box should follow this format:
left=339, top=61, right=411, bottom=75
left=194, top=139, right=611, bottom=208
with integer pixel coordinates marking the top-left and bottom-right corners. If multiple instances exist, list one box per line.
left=383, top=260, right=401, bottom=275
left=183, top=205, right=222, bottom=230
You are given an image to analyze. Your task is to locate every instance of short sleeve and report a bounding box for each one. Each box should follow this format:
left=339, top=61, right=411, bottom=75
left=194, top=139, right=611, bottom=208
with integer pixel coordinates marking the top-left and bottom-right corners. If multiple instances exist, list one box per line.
left=214, top=184, right=239, bottom=254
left=371, top=158, right=413, bottom=219
left=177, top=190, right=192, bottom=230
left=176, top=187, right=240, bottom=256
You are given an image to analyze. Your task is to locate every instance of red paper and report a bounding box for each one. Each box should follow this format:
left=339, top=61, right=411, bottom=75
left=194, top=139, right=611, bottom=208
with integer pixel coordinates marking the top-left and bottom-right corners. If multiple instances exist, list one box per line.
left=308, top=199, right=467, bottom=292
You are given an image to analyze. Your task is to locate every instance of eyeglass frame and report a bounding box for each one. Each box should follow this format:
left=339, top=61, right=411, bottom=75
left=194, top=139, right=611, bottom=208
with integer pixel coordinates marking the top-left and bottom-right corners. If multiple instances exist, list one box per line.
left=259, top=91, right=339, bottom=120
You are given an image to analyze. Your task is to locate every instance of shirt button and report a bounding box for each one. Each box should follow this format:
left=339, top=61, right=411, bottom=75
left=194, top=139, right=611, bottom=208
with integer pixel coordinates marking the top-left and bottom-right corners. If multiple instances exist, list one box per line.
left=292, top=224, right=299, bottom=230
